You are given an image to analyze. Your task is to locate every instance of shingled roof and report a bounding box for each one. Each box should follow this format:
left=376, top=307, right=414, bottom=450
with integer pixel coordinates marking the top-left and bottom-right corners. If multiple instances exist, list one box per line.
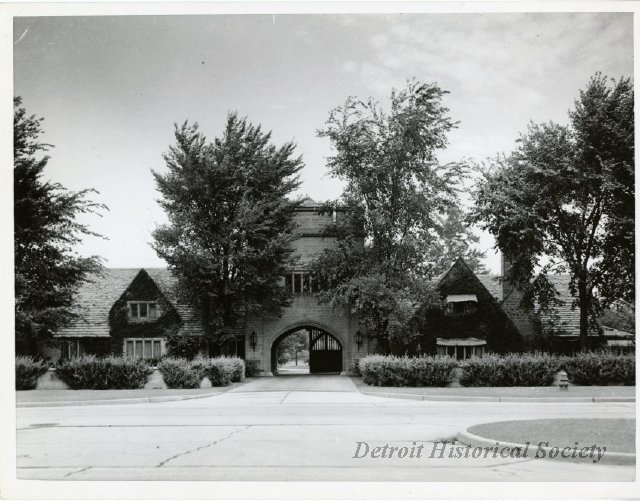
left=476, top=274, right=502, bottom=301
left=56, top=268, right=206, bottom=338
left=469, top=268, right=583, bottom=337
left=537, top=274, right=581, bottom=337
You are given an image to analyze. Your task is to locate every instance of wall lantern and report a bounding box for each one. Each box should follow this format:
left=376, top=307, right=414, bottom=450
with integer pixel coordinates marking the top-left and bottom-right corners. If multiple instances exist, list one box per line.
left=356, top=330, right=363, bottom=350
left=250, top=331, right=257, bottom=351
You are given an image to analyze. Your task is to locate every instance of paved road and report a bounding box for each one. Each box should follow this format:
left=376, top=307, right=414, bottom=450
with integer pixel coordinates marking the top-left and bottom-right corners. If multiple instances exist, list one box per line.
left=16, top=376, right=635, bottom=481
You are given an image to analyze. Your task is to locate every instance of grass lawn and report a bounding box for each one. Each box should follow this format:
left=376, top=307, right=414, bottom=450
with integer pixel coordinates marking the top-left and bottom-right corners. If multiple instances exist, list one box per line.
left=468, top=418, right=635, bottom=453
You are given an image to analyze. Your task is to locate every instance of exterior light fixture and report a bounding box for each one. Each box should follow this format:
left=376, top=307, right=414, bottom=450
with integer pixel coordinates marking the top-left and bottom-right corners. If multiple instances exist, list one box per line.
left=250, top=331, right=257, bottom=351
left=355, top=330, right=363, bottom=350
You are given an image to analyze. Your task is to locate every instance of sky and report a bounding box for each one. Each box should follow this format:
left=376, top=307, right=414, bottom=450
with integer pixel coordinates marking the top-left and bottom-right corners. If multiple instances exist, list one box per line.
left=13, top=13, right=633, bottom=273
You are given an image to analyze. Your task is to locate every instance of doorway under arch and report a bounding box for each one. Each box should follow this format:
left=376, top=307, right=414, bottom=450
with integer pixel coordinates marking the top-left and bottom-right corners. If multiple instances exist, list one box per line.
left=271, top=326, right=343, bottom=375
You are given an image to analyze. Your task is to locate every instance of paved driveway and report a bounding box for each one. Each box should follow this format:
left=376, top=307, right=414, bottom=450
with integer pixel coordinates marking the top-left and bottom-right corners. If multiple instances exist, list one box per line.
left=16, top=376, right=635, bottom=482
left=231, top=374, right=356, bottom=392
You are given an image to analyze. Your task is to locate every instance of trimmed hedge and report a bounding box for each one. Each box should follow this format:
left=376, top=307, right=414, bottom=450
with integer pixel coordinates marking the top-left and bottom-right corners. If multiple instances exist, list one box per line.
left=16, top=356, right=49, bottom=390
left=562, top=352, right=635, bottom=386
left=158, top=356, right=245, bottom=388
left=193, top=356, right=244, bottom=387
left=56, top=355, right=151, bottom=389
left=158, top=357, right=202, bottom=388
left=360, top=352, right=635, bottom=387
left=461, top=354, right=560, bottom=387
left=359, top=355, right=458, bottom=387
left=225, top=357, right=245, bottom=383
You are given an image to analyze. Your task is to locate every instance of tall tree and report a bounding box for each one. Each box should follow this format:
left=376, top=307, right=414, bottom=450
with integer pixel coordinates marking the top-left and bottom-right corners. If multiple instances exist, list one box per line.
left=427, top=204, right=487, bottom=275
left=152, top=114, right=303, bottom=341
left=14, top=97, right=105, bottom=355
left=472, top=74, right=634, bottom=351
left=309, top=80, right=466, bottom=352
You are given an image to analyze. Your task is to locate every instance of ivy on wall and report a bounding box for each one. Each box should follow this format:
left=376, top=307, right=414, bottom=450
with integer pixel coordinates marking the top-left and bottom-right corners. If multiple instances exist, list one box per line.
left=413, top=259, right=523, bottom=354
left=108, top=270, right=182, bottom=355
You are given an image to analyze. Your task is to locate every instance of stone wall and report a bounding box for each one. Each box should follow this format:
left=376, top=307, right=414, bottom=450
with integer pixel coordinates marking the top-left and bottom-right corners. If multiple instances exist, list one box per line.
left=243, top=203, right=372, bottom=375
left=244, top=295, right=372, bottom=375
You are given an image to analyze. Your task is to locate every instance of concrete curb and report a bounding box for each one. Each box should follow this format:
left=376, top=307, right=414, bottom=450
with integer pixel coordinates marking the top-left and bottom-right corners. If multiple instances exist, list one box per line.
left=360, top=390, right=635, bottom=403
left=17, top=391, right=223, bottom=408
left=456, top=429, right=636, bottom=466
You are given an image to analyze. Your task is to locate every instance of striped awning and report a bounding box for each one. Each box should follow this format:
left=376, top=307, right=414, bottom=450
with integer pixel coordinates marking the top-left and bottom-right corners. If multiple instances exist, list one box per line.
left=436, top=337, right=487, bottom=347
left=607, top=340, right=634, bottom=347
left=446, top=294, right=477, bottom=303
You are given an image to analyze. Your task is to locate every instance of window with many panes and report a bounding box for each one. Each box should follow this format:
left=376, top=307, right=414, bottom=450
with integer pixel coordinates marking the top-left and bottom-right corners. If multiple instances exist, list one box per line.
left=127, top=301, right=159, bottom=321
left=60, top=340, right=81, bottom=359
left=284, top=272, right=321, bottom=295
left=124, top=338, right=165, bottom=359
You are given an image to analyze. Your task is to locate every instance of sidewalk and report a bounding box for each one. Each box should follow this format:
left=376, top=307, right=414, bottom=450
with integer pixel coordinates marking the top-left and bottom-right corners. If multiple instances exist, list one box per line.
left=353, top=378, right=636, bottom=402
left=16, top=382, right=247, bottom=407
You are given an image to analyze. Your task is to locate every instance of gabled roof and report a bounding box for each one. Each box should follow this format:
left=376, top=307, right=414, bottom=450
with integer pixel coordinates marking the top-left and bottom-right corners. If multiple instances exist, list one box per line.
left=476, top=274, right=502, bottom=301
left=145, top=269, right=206, bottom=337
left=56, top=268, right=205, bottom=338
left=444, top=257, right=585, bottom=337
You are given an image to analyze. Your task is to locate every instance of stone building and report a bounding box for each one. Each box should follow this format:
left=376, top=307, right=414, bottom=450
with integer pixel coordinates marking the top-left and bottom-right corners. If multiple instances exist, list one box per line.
left=49, top=199, right=372, bottom=375
left=46, top=199, right=623, bottom=370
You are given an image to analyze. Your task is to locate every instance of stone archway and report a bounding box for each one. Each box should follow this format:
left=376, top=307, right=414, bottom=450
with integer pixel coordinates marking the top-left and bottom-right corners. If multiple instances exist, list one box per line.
left=270, top=323, right=344, bottom=375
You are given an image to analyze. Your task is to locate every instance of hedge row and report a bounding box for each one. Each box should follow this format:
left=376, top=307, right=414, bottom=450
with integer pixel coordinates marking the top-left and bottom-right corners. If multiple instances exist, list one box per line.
left=159, top=357, right=245, bottom=388
left=15, top=356, right=49, bottom=390
left=359, top=352, right=635, bottom=387
left=359, top=355, right=458, bottom=387
left=16, top=355, right=247, bottom=390
left=56, top=355, right=151, bottom=389
left=460, top=354, right=559, bottom=387
left=564, top=352, right=635, bottom=386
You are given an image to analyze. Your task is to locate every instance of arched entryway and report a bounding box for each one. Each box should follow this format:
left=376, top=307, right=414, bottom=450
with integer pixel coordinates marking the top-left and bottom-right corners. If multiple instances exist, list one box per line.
left=271, top=326, right=343, bottom=375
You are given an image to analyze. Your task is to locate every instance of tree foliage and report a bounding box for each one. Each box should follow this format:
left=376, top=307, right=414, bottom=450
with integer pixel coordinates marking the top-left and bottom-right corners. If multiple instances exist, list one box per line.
left=472, top=74, right=634, bottom=350
left=14, top=97, right=106, bottom=355
left=152, top=114, right=303, bottom=340
left=309, top=81, right=467, bottom=352
left=277, top=331, right=309, bottom=365
left=427, top=204, right=487, bottom=275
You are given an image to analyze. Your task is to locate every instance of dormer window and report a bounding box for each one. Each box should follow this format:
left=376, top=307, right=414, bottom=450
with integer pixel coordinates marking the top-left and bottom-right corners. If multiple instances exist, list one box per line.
left=445, top=294, right=477, bottom=316
left=128, top=301, right=159, bottom=321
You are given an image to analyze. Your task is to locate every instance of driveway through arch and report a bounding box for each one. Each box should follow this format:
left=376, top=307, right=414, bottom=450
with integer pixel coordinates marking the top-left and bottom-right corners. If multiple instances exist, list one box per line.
left=270, top=323, right=344, bottom=375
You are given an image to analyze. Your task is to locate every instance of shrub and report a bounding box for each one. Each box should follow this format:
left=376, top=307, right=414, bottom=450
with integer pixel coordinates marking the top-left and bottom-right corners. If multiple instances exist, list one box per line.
left=56, top=355, right=151, bottom=389
left=359, top=355, right=458, bottom=387
left=224, top=357, right=245, bottom=382
left=460, top=354, right=561, bottom=387
left=244, top=359, right=261, bottom=377
left=166, top=334, right=202, bottom=360
left=562, top=352, right=635, bottom=385
left=158, top=357, right=202, bottom=388
left=193, top=357, right=236, bottom=386
left=16, top=356, right=49, bottom=390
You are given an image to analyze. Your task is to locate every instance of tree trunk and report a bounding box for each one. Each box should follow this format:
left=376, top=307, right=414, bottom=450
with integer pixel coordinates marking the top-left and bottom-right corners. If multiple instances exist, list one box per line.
left=578, top=279, right=590, bottom=353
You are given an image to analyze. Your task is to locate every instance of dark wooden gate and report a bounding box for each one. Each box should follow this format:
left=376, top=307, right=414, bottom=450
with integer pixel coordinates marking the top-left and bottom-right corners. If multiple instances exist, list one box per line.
left=309, top=329, right=342, bottom=374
